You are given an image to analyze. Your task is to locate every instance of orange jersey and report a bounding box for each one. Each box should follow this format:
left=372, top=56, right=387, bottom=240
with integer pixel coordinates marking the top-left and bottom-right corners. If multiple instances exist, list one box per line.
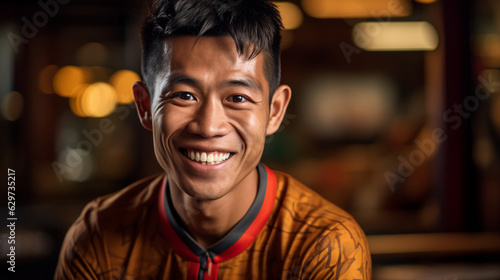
left=55, top=163, right=371, bottom=279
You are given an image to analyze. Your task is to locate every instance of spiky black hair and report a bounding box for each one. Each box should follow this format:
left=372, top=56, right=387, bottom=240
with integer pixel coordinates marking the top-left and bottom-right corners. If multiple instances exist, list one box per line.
left=141, top=0, right=283, bottom=97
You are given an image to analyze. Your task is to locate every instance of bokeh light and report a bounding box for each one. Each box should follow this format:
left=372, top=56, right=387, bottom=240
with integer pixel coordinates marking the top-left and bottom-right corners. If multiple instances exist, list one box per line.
left=80, top=82, right=117, bottom=117
left=57, top=148, right=94, bottom=182
left=1, top=91, right=24, bottom=121
left=301, top=75, right=395, bottom=139
left=415, top=0, right=438, bottom=3
left=274, top=2, right=303, bottom=30
left=109, top=70, right=141, bottom=104
left=53, top=66, right=89, bottom=98
left=69, top=84, right=90, bottom=117
left=302, top=0, right=412, bottom=18
left=353, top=21, right=439, bottom=51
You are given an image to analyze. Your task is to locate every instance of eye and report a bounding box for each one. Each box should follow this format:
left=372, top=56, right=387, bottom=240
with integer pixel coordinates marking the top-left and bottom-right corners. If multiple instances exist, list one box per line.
left=227, top=95, right=248, bottom=103
left=173, top=92, right=195, bottom=101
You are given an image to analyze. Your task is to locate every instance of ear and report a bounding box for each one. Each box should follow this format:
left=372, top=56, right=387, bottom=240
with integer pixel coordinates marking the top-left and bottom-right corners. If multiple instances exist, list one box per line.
left=133, top=81, right=153, bottom=131
left=266, top=85, right=292, bottom=135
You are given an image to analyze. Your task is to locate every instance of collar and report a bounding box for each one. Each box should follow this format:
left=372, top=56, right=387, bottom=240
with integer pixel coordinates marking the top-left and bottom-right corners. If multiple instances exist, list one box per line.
left=157, top=163, right=277, bottom=264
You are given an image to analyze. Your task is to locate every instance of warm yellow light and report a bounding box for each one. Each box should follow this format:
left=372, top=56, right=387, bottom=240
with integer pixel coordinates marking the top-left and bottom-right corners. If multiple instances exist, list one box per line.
left=109, top=70, right=141, bottom=104
left=274, top=2, right=303, bottom=30
left=38, top=65, right=58, bottom=94
left=69, top=84, right=89, bottom=117
left=415, top=0, right=437, bottom=3
left=80, top=82, right=117, bottom=118
left=353, top=21, right=438, bottom=51
left=302, top=0, right=412, bottom=18
left=53, top=66, right=88, bottom=97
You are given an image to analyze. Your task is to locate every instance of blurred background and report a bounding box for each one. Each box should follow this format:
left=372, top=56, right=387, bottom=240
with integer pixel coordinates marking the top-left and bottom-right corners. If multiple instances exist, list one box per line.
left=1, top=0, right=500, bottom=279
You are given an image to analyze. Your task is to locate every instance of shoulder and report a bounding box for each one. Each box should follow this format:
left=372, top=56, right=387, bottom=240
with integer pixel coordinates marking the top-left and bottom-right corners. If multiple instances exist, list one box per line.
left=270, top=170, right=372, bottom=279
left=74, top=173, right=164, bottom=238
left=55, top=173, right=165, bottom=279
left=273, top=169, right=358, bottom=229
left=89, top=173, right=164, bottom=213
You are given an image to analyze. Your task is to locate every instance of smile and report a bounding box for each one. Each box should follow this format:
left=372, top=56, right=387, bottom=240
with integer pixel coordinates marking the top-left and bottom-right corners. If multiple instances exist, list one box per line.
left=181, top=148, right=233, bottom=165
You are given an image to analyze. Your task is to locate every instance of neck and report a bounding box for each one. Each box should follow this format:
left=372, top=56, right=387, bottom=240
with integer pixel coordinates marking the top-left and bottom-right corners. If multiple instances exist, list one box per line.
left=169, top=169, right=259, bottom=249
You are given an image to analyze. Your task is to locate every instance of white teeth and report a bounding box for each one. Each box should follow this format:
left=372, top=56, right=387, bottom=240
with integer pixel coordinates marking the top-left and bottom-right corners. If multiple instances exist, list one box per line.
left=185, top=149, right=231, bottom=165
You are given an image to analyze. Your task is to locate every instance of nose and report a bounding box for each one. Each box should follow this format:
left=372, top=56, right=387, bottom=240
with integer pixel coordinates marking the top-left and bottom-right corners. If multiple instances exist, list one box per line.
left=187, top=98, right=229, bottom=138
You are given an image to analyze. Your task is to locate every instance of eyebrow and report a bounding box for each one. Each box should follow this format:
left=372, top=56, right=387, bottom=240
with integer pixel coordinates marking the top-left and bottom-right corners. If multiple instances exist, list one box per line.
left=167, top=73, right=199, bottom=89
left=222, top=78, right=263, bottom=93
left=166, top=73, right=263, bottom=94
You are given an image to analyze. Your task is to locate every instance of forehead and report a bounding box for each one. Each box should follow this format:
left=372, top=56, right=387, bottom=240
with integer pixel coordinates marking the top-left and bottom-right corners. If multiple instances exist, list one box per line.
left=161, top=36, right=268, bottom=87
left=166, top=36, right=239, bottom=61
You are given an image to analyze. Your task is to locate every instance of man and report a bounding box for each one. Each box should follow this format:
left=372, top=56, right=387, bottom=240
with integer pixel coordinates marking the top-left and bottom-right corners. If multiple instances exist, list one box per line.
left=55, top=0, right=371, bottom=279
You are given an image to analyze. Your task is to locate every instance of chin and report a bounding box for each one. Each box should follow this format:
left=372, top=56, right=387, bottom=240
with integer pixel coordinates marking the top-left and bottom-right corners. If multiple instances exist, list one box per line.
left=178, top=179, right=233, bottom=200
left=186, top=187, right=229, bottom=201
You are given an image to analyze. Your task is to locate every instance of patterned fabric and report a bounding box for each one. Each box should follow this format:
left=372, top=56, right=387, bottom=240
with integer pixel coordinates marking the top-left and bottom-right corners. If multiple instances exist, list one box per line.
left=55, top=163, right=371, bottom=279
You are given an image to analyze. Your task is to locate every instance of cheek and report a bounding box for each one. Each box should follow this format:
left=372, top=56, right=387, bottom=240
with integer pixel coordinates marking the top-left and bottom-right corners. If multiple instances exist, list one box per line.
left=151, top=106, right=178, bottom=157
left=231, top=109, right=269, bottom=144
left=153, top=105, right=187, bottom=136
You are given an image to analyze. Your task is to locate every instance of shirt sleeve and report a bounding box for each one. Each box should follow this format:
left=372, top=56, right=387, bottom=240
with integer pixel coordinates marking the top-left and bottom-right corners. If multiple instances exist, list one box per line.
left=294, top=220, right=372, bottom=280
left=54, top=202, right=104, bottom=280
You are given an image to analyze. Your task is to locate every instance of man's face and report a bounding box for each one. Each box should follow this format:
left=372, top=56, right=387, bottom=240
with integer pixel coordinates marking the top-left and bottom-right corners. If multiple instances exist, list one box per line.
left=143, top=36, right=279, bottom=200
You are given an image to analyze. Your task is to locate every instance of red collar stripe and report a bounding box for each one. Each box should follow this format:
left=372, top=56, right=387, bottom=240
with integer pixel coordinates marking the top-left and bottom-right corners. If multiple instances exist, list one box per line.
left=212, top=165, right=277, bottom=262
left=187, top=262, right=199, bottom=279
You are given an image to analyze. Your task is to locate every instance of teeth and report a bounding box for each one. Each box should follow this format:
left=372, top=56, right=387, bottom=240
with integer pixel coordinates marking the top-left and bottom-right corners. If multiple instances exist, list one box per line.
left=185, top=149, right=231, bottom=165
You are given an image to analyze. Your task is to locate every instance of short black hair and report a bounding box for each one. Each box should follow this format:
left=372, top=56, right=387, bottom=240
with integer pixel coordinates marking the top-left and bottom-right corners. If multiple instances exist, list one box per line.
left=140, top=0, right=283, bottom=98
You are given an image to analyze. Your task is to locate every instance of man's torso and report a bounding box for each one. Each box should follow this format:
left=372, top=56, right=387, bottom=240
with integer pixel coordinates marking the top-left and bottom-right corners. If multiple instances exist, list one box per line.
left=55, top=164, right=371, bottom=279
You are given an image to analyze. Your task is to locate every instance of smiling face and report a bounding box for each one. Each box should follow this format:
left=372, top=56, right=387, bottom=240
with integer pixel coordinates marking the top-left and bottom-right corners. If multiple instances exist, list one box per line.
left=134, top=36, right=290, bottom=201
